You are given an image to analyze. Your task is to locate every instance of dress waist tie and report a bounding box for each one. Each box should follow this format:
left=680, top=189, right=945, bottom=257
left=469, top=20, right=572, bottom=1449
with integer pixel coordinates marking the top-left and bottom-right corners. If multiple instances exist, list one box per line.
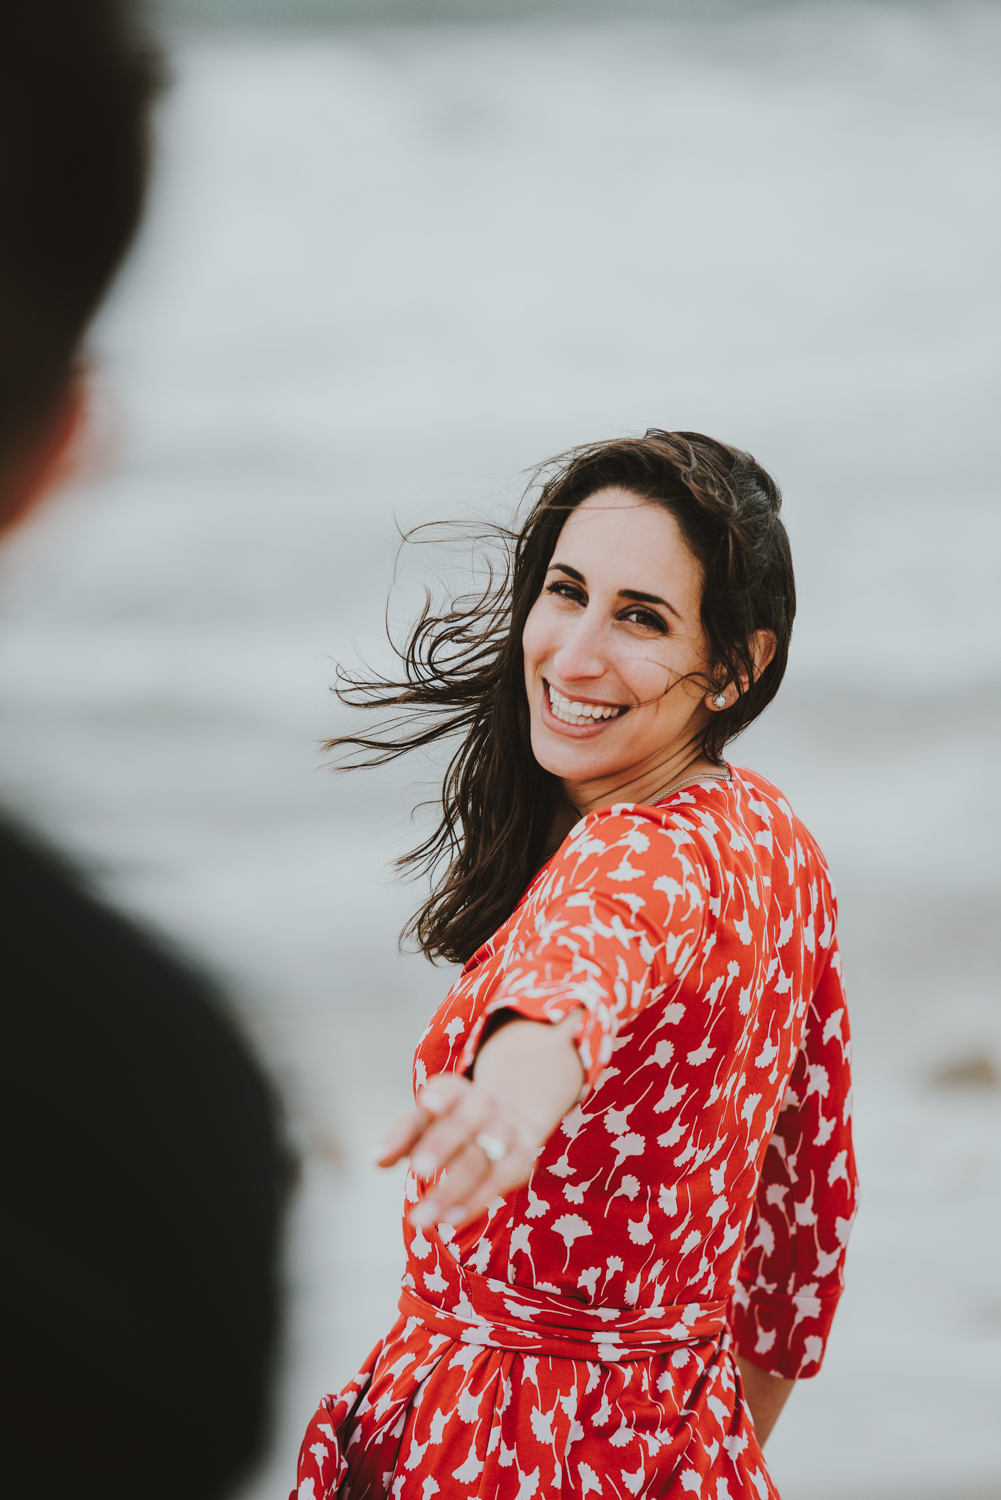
left=399, top=1268, right=728, bottom=1364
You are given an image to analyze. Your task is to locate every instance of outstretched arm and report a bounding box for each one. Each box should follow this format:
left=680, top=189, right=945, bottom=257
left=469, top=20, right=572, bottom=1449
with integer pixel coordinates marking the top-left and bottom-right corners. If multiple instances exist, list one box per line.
left=375, top=1010, right=585, bottom=1228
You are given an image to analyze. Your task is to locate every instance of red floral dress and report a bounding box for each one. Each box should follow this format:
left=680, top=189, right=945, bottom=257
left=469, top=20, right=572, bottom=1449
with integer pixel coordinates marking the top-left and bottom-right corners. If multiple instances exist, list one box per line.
left=293, top=766, right=857, bottom=1500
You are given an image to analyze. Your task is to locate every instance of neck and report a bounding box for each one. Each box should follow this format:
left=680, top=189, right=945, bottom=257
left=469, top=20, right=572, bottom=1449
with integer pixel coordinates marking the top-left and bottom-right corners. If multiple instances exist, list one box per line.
left=562, top=743, right=721, bottom=821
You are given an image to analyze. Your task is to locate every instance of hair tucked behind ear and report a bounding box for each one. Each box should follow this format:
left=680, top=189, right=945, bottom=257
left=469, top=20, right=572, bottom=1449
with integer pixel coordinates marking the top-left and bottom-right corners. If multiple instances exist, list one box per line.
left=326, top=431, right=795, bottom=965
left=639, top=429, right=793, bottom=761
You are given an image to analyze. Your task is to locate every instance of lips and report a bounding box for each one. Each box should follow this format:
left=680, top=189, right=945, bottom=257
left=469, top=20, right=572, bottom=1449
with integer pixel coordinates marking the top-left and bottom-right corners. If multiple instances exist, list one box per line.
left=547, top=682, right=626, bottom=727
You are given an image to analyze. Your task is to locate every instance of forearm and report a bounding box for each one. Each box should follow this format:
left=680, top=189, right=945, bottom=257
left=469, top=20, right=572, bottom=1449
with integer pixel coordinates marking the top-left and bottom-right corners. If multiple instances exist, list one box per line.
left=471, top=1010, right=584, bottom=1134
left=735, top=1354, right=795, bottom=1446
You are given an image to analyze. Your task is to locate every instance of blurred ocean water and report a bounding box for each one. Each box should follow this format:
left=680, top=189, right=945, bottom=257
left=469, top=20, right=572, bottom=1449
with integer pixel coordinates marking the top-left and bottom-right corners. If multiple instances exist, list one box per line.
left=0, top=4, right=999, bottom=1496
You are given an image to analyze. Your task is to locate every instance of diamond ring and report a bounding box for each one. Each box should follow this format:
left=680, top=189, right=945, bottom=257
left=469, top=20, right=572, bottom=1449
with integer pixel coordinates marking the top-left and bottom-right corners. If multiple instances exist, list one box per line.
left=474, top=1132, right=508, bottom=1164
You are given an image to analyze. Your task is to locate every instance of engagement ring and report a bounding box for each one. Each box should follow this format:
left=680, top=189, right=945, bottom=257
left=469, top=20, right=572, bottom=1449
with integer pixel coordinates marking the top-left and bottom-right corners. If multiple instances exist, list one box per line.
left=474, top=1132, right=507, bottom=1164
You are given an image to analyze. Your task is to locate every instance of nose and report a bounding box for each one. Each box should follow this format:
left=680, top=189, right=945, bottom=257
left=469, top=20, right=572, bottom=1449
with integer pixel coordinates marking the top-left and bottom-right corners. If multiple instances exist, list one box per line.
left=551, top=609, right=608, bottom=684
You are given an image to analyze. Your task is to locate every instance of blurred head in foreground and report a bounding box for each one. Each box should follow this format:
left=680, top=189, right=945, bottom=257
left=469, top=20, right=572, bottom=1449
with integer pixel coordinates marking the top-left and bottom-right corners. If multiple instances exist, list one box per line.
left=0, top=4, right=286, bottom=1497
left=0, top=1, right=155, bottom=534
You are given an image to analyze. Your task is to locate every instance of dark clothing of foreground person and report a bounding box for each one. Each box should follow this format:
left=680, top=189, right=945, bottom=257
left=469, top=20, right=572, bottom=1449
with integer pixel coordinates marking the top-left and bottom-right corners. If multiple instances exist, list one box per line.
left=0, top=3, right=287, bottom=1495
left=0, top=822, right=285, bottom=1500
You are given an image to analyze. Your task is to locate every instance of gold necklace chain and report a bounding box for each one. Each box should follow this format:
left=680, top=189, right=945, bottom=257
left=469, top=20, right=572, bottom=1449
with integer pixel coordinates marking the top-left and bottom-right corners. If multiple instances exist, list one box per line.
left=653, top=766, right=732, bottom=803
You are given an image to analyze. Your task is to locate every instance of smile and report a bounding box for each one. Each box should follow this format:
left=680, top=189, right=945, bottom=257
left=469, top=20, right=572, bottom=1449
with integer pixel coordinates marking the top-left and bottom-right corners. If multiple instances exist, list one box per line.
left=546, top=682, right=627, bottom=727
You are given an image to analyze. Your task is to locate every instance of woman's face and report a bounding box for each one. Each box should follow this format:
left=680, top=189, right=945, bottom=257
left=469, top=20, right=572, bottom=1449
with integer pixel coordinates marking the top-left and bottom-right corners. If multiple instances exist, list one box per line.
left=522, top=488, right=714, bottom=808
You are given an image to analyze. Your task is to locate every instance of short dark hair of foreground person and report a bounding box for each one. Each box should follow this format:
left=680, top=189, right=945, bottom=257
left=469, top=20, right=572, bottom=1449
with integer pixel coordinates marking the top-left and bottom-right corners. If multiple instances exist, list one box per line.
left=0, top=1, right=159, bottom=483
left=0, top=824, right=289, bottom=1499
left=0, top=3, right=289, bottom=1496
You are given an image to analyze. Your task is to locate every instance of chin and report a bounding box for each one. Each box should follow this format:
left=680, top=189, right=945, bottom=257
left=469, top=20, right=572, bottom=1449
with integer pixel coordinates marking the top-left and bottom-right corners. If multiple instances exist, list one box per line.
left=530, top=726, right=605, bottom=783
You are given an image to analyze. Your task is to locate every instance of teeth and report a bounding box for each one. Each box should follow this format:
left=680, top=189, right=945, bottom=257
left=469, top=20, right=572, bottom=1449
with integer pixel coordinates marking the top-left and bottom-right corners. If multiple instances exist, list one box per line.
left=548, top=687, right=623, bottom=725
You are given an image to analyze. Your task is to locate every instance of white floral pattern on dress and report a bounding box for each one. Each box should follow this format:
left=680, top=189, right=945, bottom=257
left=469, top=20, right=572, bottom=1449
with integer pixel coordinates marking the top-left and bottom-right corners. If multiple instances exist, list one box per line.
left=293, top=766, right=857, bottom=1500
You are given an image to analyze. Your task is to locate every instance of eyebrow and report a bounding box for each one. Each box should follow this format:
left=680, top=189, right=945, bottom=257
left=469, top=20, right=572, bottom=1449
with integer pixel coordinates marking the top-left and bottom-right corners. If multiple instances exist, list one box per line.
left=548, top=562, right=682, bottom=621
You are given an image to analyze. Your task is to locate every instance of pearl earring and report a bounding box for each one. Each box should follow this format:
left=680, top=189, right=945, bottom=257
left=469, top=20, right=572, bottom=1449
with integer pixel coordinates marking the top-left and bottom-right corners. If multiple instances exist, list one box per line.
left=712, top=693, right=727, bottom=709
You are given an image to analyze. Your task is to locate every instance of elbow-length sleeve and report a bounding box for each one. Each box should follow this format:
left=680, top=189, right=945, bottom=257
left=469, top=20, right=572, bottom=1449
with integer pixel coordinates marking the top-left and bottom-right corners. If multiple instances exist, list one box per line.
left=729, top=940, right=858, bottom=1379
left=458, top=809, right=708, bottom=1091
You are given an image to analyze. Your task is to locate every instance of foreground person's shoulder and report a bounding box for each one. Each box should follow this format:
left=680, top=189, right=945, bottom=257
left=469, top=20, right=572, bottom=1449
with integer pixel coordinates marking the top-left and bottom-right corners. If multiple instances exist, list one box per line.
left=0, top=815, right=280, bottom=1139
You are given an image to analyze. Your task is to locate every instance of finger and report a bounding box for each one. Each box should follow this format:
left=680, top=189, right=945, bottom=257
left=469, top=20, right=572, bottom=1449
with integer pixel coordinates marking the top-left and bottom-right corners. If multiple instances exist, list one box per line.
left=412, top=1138, right=538, bottom=1229
left=409, top=1087, right=495, bottom=1181
left=374, top=1106, right=431, bottom=1167
left=418, top=1074, right=473, bottom=1114
left=415, top=1142, right=492, bottom=1220
left=376, top=1074, right=470, bottom=1169
left=456, top=1142, right=539, bottom=1222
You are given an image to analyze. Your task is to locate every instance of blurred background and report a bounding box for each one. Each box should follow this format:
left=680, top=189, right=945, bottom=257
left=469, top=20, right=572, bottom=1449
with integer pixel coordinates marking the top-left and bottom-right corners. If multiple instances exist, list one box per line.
left=0, top=0, right=998, bottom=1495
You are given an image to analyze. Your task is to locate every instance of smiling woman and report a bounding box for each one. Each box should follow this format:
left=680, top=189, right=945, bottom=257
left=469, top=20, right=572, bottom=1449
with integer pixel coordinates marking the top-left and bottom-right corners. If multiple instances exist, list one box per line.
left=331, top=432, right=795, bottom=966
left=295, top=431, right=855, bottom=1500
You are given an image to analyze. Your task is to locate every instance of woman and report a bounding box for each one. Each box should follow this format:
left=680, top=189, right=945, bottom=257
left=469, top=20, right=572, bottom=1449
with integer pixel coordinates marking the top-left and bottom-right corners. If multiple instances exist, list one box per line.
left=292, top=431, right=857, bottom=1500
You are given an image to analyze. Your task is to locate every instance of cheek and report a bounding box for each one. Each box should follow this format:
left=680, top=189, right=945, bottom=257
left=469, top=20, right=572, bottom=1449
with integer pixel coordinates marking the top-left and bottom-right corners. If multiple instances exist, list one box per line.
left=521, top=600, right=552, bottom=675
left=615, top=645, right=672, bottom=696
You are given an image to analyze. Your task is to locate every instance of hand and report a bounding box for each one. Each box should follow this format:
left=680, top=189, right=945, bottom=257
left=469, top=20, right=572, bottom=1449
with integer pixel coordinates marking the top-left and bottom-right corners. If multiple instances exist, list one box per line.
left=375, top=1072, right=545, bottom=1228
left=375, top=1011, right=585, bottom=1230
left=734, top=1354, right=795, bottom=1445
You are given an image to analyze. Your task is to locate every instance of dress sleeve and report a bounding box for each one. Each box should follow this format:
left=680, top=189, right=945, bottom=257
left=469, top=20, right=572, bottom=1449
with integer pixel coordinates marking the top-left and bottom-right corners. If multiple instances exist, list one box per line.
left=458, top=808, right=709, bottom=1092
left=728, top=940, right=858, bottom=1379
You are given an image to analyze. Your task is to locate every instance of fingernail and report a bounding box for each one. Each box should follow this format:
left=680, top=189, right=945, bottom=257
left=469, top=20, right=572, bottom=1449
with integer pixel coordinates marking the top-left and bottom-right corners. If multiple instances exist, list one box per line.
left=444, top=1205, right=468, bottom=1226
left=410, top=1201, right=437, bottom=1228
left=420, top=1090, right=446, bottom=1113
left=372, top=1142, right=389, bottom=1163
left=411, top=1150, right=437, bottom=1179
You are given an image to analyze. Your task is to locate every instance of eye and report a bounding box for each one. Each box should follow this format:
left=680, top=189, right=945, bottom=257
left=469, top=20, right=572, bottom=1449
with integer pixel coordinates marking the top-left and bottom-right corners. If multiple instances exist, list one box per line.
left=545, top=579, right=587, bottom=606
left=620, top=605, right=668, bottom=633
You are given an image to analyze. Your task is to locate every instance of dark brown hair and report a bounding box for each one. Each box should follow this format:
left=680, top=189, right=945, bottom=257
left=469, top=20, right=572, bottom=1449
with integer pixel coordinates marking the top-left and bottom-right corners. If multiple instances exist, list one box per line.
left=0, top=2, right=160, bottom=498
left=329, top=430, right=795, bottom=966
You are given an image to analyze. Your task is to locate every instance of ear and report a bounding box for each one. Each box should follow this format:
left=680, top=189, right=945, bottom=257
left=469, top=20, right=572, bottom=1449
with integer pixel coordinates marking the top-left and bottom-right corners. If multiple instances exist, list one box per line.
left=705, top=630, right=777, bottom=711
left=747, top=629, right=777, bottom=681
left=0, top=371, right=90, bottom=543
